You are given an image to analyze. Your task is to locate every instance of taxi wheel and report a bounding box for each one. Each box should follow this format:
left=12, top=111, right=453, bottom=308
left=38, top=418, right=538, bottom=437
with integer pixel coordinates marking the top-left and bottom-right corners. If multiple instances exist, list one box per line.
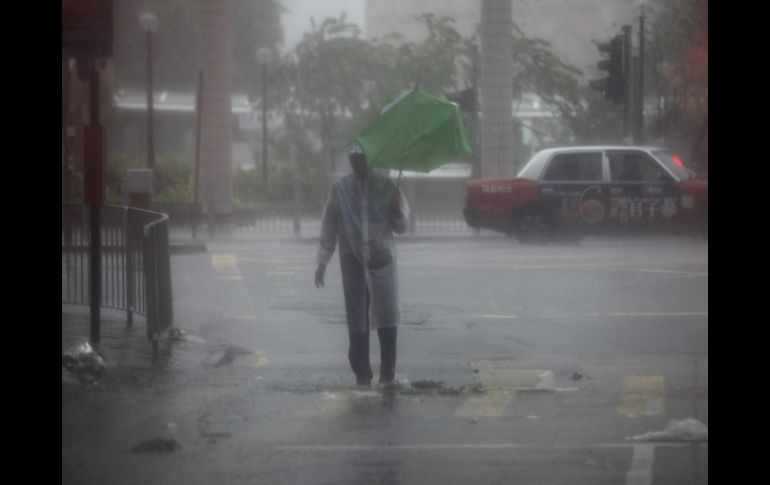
left=513, top=205, right=555, bottom=244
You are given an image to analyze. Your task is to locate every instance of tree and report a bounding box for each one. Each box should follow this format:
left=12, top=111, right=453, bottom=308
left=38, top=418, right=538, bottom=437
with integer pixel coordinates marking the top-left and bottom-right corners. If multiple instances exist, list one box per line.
left=276, top=12, right=611, bottom=189
left=278, top=14, right=388, bottom=171
left=507, top=22, right=629, bottom=150
left=644, top=0, right=708, bottom=174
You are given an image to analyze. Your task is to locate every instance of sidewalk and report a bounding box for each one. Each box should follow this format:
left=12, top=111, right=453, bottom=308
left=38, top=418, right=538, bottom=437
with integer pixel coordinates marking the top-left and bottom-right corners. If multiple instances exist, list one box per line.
left=168, top=221, right=499, bottom=249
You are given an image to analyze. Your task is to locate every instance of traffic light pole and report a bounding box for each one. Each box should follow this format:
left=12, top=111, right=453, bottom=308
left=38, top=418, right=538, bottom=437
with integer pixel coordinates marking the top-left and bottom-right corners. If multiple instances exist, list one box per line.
left=622, top=26, right=632, bottom=143
left=85, top=59, right=104, bottom=343
left=635, top=12, right=645, bottom=145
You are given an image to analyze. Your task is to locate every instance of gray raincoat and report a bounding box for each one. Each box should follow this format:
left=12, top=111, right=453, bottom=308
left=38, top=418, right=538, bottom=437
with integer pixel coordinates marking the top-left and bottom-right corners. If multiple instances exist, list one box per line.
left=318, top=172, right=410, bottom=333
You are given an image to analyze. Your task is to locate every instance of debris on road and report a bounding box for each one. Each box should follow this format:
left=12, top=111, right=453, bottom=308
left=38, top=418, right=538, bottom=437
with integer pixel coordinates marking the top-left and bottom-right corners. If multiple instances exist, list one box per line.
left=170, top=328, right=206, bottom=344
left=131, top=438, right=182, bottom=453
left=626, top=418, right=708, bottom=442
left=572, top=371, right=595, bottom=381
left=411, top=379, right=444, bottom=390
left=62, top=339, right=108, bottom=386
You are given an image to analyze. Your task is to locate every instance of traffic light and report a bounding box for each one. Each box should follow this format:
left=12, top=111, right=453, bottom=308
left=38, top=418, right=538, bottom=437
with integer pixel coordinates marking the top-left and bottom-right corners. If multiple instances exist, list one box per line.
left=590, top=35, right=625, bottom=104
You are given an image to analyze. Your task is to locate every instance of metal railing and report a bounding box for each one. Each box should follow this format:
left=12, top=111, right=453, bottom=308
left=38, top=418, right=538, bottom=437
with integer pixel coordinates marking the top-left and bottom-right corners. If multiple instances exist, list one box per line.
left=62, top=204, right=173, bottom=346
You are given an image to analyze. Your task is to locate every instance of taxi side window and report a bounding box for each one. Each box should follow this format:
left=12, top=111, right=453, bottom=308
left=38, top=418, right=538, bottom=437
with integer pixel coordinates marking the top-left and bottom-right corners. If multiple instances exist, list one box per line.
left=542, top=153, right=602, bottom=182
left=608, top=152, right=668, bottom=182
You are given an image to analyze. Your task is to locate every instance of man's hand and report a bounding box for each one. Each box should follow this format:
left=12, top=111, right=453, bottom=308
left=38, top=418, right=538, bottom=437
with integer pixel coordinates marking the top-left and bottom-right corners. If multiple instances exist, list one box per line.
left=314, top=263, right=326, bottom=288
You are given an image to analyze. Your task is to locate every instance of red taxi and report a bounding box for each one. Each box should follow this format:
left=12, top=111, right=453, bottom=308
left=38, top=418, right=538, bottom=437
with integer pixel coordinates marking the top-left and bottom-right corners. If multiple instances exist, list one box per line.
left=463, top=146, right=708, bottom=242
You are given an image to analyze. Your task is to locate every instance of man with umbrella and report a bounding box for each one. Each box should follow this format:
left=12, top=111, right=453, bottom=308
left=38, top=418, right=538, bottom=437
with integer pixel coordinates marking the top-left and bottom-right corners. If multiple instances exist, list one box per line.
left=314, top=87, right=472, bottom=388
left=315, top=143, right=410, bottom=388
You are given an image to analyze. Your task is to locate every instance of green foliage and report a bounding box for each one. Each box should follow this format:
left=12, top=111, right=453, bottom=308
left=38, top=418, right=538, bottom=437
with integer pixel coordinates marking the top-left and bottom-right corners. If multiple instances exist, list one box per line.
left=103, top=151, right=193, bottom=204
left=105, top=152, right=142, bottom=203
left=153, top=154, right=193, bottom=203
left=233, top=167, right=262, bottom=205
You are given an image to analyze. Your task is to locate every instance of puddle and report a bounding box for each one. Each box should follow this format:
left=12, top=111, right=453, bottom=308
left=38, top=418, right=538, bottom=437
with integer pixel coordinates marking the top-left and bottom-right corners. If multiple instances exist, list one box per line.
left=267, top=380, right=484, bottom=397
left=206, top=345, right=254, bottom=367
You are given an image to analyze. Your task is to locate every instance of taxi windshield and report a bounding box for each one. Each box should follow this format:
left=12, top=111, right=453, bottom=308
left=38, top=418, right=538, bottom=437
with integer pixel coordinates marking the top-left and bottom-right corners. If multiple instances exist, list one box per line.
left=652, top=150, right=697, bottom=181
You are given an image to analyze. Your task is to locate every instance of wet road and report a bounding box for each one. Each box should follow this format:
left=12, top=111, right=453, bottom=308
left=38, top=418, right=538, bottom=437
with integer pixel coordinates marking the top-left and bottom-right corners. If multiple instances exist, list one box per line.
left=62, top=234, right=708, bottom=484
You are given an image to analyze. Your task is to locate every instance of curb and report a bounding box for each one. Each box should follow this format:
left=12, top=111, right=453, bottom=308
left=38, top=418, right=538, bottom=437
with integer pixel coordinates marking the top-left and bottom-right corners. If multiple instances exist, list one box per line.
left=280, top=235, right=500, bottom=245
left=170, top=243, right=208, bottom=254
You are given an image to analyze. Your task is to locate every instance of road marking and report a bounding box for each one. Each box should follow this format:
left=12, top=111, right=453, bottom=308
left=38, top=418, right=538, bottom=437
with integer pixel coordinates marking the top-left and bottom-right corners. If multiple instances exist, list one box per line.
left=634, top=268, right=708, bottom=277
left=216, top=275, right=243, bottom=281
left=626, top=443, right=655, bottom=485
left=240, top=351, right=269, bottom=368
left=211, top=253, right=238, bottom=270
left=246, top=259, right=301, bottom=263
left=618, top=376, right=665, bottom=417
left=402, top=262, right=707, bottom=279
left=469, top=314, right=518, bottom=320
left=265, top=442, right=703, bottom=452
left=605, top=311, right=707, bottom=317
left=455, top=390, right=515, bottom=417
left=295, top=391, right=368, bottom=418
left=226, top=314, right=258, bottom=321
left=271, top=444, right=525, bottom=452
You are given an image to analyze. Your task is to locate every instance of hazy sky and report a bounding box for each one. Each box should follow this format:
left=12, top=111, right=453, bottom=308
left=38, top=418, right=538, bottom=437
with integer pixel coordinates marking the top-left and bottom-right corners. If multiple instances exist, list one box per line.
left=280, top=0, right=366, bottom=51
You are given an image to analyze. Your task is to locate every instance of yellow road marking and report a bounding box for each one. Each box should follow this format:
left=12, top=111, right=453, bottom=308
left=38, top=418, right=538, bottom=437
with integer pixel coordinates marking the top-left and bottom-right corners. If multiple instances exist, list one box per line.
left=618, top=376, right=665, bottom=417
left=239, top=351, right=269, bottom=368
left=455, top=390, right=515, bottom=417
left=296, top=391, right=354, bottom=418
left=211, top=253, right=238, bottom=270
left=607, top=311, right=707, bottom=317
left=227, top=314, right=258, bottom=321
left=469, top=314, right=518, bottom=320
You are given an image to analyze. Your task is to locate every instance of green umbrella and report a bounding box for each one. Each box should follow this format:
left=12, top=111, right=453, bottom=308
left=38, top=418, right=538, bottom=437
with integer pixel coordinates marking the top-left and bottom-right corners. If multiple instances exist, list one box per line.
left=349, top=88, right=474, bottom=175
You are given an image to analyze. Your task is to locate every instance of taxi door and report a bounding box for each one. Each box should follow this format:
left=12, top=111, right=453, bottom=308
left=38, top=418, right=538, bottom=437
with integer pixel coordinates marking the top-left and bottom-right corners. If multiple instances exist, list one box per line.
left=538, top=151, right=607, bottom=230
left=605, top=149, right=682, bottom=228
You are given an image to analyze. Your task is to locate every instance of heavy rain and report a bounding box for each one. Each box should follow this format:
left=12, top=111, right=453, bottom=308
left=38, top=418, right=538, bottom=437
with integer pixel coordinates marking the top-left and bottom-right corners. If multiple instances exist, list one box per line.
left=62, top=1, right=708, bottom=484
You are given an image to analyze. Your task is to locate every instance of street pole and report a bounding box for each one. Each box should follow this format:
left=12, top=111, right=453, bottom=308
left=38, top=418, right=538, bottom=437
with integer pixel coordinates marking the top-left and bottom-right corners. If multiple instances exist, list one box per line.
left=261, top=61, right=268, bottom=186
left=193, top=70, right=204, bottom=238
left=63, top=60, right=72, bottom=245
left=636, top=10, right=645, bottom=145
left=622, top=25, right=632, bottom=144
left=256, top=47, right=271, bottom=188
left=470, top=42, right=481, bottom=180
left=146, top=29, right=155, bottom=169
left=86, top=60, right=104, bottom=344
left=140, top=12, right=158, bottom=170
left=290, top=142, right=301, bottom=239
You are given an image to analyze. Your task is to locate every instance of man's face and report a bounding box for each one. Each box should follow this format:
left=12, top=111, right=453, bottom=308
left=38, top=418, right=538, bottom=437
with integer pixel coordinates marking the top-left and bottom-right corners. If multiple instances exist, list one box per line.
left=350, top=153, right=368, bottom=180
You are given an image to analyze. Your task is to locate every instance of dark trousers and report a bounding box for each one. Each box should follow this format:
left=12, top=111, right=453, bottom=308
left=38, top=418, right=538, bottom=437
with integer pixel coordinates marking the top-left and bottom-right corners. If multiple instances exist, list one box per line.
left=349, top=327, right=397, bottom=385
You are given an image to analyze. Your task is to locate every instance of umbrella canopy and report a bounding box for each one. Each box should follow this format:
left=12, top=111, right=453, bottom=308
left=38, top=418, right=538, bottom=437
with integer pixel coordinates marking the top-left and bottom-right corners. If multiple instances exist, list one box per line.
left=349, top=88, right=473, bottom=173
